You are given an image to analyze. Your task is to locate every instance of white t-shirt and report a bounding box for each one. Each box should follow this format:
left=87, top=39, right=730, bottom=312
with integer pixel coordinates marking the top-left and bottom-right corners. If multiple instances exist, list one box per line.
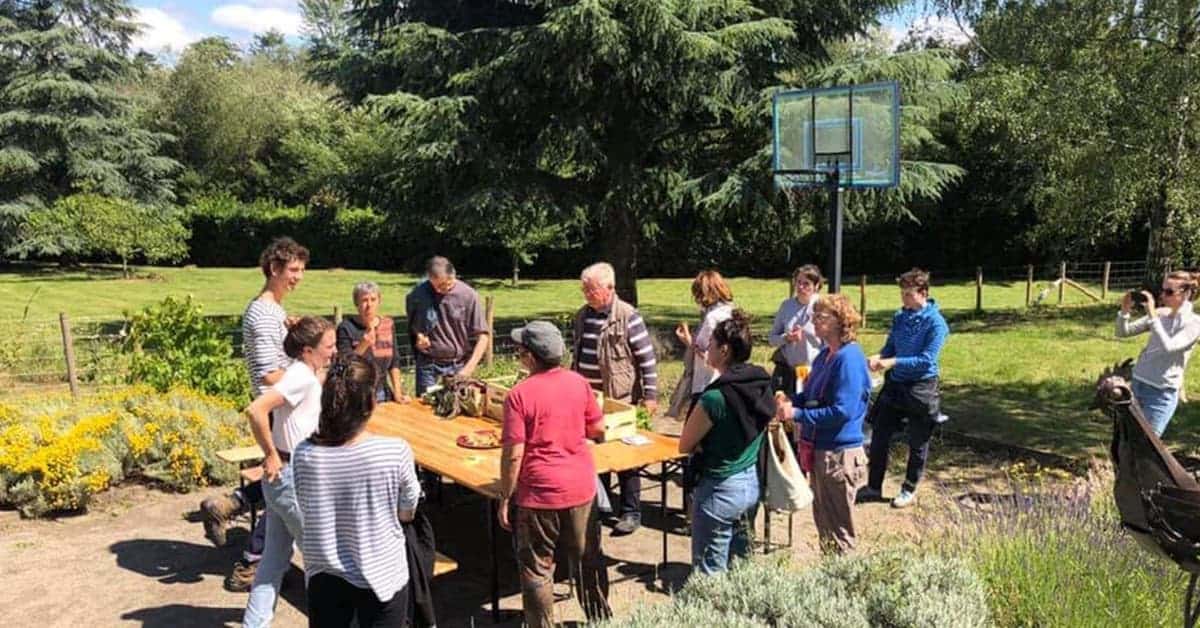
left=271, top=361, right=322, bottom=454
left=691, top=302, right=734, bottom=394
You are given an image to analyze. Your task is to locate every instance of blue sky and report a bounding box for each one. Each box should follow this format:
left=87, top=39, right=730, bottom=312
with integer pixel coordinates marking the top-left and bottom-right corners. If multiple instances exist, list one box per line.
left=132, top=0, right=305, bottom=53
left=130, top=1, right=964, bottom=56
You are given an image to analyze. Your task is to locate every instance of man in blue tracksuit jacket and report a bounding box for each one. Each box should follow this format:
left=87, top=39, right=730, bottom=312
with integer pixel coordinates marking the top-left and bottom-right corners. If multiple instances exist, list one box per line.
left=863, top=268, right=949, bottom=509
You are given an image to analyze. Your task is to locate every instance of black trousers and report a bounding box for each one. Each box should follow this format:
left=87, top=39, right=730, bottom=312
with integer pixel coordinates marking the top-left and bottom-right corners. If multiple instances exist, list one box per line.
left=771, top=360, right=798, bottom=396
left=867, top=376, right=940, bottom=493
left=600, top=471, right=641, bottom=518
left=308, top=574, right=410, bottom=628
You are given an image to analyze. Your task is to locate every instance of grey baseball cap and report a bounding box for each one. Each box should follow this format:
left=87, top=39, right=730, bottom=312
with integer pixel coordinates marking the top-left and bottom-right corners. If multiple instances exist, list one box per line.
left=511, top=320, right=564, bottom=363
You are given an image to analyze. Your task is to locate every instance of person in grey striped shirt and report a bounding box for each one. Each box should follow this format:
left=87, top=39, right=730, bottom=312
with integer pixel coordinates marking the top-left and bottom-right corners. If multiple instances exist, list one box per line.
left=202, top=236, right=309, bottom=592
left=571, top=262, right=658, bottom=535
left=293, top=354, right=421, bottom=627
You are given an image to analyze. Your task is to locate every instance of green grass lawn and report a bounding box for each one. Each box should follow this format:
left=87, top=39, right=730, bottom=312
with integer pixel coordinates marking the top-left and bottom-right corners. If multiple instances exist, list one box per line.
left=2, top=264, right=1191, bottom=460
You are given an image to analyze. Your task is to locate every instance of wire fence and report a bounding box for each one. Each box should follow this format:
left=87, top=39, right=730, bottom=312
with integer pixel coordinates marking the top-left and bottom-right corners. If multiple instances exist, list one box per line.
left=0, top=259, right=1159, bottom=394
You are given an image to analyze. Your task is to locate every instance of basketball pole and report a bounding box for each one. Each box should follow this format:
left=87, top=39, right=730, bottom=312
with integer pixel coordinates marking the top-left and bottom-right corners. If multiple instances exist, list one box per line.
left=826, top=164, right=844, bottom=294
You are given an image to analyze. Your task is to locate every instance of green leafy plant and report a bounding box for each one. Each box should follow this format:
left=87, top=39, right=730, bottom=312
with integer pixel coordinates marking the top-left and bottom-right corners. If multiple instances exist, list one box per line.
left=123, top=296, right=250, bottom=403
left=636, top=405, right=653, bottom=431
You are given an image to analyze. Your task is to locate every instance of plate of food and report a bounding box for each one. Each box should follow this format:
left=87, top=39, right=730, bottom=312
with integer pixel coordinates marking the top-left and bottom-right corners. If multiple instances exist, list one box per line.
left=457, top=429, right=502, bottom=449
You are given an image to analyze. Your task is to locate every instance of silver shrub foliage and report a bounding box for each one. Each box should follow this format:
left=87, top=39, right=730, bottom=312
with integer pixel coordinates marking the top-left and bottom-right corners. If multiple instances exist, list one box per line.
left=596, top=551, right=990, bottom=628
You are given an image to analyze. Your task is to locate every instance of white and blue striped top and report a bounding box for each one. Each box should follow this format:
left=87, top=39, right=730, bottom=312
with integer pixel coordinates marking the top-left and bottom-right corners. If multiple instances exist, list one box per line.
left=242, top=298, right=288, bottom=395
left=292, top=435, right=422, bottom=602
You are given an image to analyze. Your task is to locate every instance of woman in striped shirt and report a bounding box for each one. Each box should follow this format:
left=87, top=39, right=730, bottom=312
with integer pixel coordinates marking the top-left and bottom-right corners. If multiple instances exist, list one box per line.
left=293, top=354, right=421, bottom=627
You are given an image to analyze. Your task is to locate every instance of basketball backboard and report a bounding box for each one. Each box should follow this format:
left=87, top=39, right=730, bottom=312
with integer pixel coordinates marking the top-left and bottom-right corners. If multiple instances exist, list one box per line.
left=772, top=81, right=900, bottom=189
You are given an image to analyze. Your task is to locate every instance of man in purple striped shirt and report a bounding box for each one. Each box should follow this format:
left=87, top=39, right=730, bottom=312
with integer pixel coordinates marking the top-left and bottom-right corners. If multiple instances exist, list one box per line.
left=571, top=262, right=658, bottom=535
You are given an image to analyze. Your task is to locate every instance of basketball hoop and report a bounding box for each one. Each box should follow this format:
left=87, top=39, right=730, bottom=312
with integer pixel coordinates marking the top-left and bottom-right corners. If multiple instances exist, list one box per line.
left=772, top=81, right=900, bottom=292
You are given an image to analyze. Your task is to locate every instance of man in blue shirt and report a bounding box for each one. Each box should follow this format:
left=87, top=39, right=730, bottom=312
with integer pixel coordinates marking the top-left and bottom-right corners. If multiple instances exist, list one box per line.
left=862, top=268, right=949, bottom=509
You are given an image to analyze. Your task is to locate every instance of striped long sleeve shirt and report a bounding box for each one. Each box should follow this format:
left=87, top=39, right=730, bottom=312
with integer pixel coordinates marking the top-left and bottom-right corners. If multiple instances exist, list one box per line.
left=242, top=298, right=289, bottom=395
left=292, top=436, right=421, bottom=603
left=575, top=306, right=658, bottom=401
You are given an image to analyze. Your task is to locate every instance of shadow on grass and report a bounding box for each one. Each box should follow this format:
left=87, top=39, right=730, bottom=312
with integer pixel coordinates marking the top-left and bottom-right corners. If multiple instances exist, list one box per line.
left=942, top=379, right=1200, bottom=461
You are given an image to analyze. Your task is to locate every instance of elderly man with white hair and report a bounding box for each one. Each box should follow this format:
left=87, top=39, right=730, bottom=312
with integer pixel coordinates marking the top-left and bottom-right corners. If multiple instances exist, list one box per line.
left=337, top=281, right=408, bottom=402
left=572, top=262, right=659, bottom=535
left=405, top=256, right=491, bottom=395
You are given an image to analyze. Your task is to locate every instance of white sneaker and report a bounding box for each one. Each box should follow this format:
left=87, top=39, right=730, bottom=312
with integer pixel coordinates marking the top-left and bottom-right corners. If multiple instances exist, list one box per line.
left=891, top=489, right=917, bottom=509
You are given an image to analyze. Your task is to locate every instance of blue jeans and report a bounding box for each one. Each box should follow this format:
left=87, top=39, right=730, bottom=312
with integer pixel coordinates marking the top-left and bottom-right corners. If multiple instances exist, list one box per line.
left=1133, top=379, right=1179, bottom=437
left=414, top=356, right=463, bottom=395
left=691, top=465, right=759, bottom=576
left=244, top=465, right=303, bottom=628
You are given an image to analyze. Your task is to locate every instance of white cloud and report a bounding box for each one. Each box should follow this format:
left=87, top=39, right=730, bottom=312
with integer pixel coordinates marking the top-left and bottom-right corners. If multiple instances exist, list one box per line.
left=211, top=4, right=304, bottom=36
left=132, top=7, right=202, bottom=54
left=905, top=14, right=974, bottom=48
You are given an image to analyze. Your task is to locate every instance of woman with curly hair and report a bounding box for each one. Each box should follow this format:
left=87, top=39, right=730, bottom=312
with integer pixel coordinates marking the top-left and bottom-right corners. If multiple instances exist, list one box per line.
left=776, top=294, right=871, bottom=554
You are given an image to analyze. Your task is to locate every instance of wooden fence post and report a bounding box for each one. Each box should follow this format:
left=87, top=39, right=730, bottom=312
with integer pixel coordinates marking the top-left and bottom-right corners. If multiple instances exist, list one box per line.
left=859, top=275, right=868, bottom=328
left=59, top=312, right=79, bottom=398
left=484, top=296, right=495, bottom=366
left=1058, top=262, right=1067, bottom=305
left=1026, top=265, right=1034, bottom=307
left=1102, top=261, right=1111, bottom=300
left=333, top=305, right=342, bottom=325
left=975, top=267, right=983, bottom=313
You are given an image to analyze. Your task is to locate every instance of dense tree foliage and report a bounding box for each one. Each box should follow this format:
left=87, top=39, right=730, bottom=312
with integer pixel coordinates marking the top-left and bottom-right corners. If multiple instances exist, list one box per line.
left=302, top=0, right=971, bottom=300
left=4, top=0, right=1191, bottom=282
left=0, top=0, right=178, bottom=256
left=937, top=0, right=1200, bottom=281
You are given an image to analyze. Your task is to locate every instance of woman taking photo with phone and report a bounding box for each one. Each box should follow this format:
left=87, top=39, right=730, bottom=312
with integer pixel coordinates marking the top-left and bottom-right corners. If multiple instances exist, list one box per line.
left=1116, top=271, right=1200, bottom=436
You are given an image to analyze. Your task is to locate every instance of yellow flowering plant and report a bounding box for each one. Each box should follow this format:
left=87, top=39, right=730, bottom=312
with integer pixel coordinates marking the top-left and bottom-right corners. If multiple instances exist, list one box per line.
left=0, top=385, right=250, bottom=517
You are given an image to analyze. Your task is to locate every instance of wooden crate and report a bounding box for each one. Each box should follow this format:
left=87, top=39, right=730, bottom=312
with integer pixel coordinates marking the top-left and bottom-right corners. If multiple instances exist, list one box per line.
left=484, top=379, right=634, bottom=440
left=601, top=397, right=638, bottom=441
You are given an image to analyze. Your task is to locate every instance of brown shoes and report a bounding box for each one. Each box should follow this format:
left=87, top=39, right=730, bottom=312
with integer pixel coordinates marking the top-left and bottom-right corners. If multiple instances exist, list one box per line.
left=200, top=493, right=243, bottom=547
left=223, top=559, right=258, bottom=592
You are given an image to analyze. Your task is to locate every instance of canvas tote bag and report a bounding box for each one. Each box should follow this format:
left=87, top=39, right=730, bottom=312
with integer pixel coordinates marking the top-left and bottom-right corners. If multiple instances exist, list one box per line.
left=765, top=423, right=813, bottom=512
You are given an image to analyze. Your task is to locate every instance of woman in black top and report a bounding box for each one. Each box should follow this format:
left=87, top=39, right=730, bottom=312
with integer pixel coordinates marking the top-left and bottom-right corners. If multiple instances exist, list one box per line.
left=337, top=281, right=408, bottom=402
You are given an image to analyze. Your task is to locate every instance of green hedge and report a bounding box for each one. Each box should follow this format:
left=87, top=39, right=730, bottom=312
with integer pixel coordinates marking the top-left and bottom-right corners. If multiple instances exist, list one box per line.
left=185, top=195, right=407, bottom=269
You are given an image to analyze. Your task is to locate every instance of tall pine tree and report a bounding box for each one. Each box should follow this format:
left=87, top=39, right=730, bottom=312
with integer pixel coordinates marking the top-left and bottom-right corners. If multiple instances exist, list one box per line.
left=321, top=0, right=960, bottom=300
left=0, top=0, right=178, bottom=257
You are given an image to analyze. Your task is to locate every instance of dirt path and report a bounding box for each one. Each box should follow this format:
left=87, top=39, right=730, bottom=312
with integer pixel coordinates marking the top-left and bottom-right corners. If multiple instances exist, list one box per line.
left=0, top=437, right=1031, bottom=628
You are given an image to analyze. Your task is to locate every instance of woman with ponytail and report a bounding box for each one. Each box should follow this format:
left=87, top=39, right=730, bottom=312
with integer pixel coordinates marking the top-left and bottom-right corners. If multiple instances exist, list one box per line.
left=678, top=309, right=775, bottom=575
left=292, top=354, right=421, bottom=627
left=243, top=316, right=336, bottom=627
left=1116, top=270, right=1200, bottom=436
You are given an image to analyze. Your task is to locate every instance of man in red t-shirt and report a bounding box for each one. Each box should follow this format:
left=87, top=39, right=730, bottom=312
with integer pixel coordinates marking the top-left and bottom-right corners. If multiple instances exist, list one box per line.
left=499, top=320, right=612, bottom=628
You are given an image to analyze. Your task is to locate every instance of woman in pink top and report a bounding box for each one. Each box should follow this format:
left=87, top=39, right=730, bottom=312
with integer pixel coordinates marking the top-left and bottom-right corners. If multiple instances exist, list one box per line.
left=498, top=320, right=611, bottom=628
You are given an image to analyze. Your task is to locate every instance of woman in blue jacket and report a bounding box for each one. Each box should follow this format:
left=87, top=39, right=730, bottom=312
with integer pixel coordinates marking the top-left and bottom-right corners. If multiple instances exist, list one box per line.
left=776, top=293, right=871, bottom=554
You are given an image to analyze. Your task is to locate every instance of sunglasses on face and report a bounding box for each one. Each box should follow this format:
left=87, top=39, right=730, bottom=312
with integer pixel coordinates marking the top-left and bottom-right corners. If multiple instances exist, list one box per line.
left=813, top=312, right=836, bottom=322
left=1162, top=287, right=1188, bottom=297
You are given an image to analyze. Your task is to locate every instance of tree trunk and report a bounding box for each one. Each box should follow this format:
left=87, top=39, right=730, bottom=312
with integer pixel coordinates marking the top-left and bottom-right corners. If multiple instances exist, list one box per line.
left=1146, top=87, right=1192, bottom=284
left=602, top=205, right=640, bottom=306
left=511, top=251, right=519, bottom=288
left=121, top=257, right=130, bottom=279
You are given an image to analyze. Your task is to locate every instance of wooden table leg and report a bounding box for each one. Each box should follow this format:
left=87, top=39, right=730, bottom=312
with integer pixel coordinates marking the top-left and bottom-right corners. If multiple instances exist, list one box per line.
left=660, top=463, right=668, bottom=565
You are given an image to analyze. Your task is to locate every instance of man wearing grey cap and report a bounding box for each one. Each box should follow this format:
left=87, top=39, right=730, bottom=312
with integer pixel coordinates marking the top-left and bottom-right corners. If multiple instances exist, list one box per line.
left=498, top=321, right=611, bottom=627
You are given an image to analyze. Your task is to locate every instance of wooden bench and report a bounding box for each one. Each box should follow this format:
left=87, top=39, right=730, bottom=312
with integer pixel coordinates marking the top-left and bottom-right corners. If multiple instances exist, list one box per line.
left=216, top=445, right=265, bottom=529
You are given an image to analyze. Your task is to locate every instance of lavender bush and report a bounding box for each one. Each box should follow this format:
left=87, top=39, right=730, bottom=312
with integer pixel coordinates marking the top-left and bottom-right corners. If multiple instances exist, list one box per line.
left=931, top=469, right=1186, bottom=627
left=597, top=551, right=989, bottom=628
